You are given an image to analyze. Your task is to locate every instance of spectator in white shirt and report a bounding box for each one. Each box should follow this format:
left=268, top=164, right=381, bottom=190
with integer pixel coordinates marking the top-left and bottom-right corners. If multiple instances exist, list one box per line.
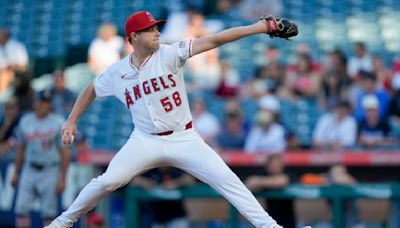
left=0, top=29, right=28, bottom=70
left=191, top=97, right=220, bottom=146
left=0, top=28, right=29, bottom=93
left=313, top=101, right=357, bottom=150
left=88, top=23, right=124, bottom=76
left=347, top=42, right=373, bottom=78
left=244, top=110, right=286, bottom=153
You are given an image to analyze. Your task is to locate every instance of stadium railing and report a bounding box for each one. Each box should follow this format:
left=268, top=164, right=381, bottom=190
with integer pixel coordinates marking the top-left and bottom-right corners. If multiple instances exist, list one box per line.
left=125, top=183, right=400, bottom=228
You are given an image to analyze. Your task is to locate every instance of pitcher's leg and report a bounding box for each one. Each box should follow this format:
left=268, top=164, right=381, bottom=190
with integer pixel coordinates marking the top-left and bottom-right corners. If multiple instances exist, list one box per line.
left=168, top=140, right=278, bottom=228
left=51, top=137, right=161, bottom=227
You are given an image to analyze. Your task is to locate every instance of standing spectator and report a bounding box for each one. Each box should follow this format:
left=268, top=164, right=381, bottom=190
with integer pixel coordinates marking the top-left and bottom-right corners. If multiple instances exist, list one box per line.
left=191, top=97, right=220, bottom=145
left=0, top=28, right=29, bottom=93
left=357, top=95, right=392, bottom=149
left=10, top=90, right=70, bottom=227
left=347, top=42, right=373, bottom=78
left=246, top=154, right=296, bottom=228
left=0, top=97, right=20, bottom=154
left=88, top=23, right=124, bottom=75
left=353, top=71, right=390, bottom=121
left=50, top=69, right=77, bottom=118
left=131, top=167, right=195, bottom=228
left=244, top=110, right=286, bottom=153
left=313, top=101, right=357, bottom=150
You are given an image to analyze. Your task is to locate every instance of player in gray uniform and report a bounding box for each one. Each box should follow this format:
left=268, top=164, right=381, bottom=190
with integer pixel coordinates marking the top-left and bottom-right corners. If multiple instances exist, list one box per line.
left=11, top=90, right=70, bottom=228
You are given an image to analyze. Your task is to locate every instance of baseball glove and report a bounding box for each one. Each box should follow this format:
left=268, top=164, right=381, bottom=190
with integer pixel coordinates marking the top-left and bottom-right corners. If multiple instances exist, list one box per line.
left=259, top=15, right=298, bottom=40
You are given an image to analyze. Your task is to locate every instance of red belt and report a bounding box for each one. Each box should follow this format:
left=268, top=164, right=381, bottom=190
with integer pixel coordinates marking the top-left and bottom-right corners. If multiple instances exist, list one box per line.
left=153, top=121, right=193, bottom=136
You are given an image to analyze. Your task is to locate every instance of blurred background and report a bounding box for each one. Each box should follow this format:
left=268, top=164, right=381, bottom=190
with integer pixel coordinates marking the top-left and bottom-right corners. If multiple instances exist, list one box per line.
left=1, top=0, right=400, bottom=227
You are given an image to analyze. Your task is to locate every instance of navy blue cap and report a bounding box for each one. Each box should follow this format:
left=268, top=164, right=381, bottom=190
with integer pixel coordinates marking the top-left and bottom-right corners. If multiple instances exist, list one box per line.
left=36, top=90, right=52, bottom=102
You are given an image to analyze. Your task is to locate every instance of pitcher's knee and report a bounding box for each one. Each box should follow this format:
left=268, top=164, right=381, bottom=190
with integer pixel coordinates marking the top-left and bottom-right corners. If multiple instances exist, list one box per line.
left=214, top=169, right=239, bottom=184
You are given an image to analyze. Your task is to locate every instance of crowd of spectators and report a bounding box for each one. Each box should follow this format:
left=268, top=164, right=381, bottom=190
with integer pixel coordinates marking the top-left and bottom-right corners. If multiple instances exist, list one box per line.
left=1, top=2, right=400, bottom=156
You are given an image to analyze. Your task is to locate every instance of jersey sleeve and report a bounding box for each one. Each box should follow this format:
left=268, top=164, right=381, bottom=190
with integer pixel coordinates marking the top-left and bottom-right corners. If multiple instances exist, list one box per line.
left=93, top=69, right=114, bottom=98
left=171, top=39, right=194, bottom=67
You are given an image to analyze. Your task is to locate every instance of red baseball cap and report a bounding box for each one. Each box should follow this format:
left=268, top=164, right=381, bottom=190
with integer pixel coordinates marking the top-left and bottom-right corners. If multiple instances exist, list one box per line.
left=125, top=11, right=166, bottom=37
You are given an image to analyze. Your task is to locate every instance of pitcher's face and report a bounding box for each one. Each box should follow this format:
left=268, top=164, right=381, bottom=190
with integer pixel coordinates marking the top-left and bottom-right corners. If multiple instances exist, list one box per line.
left=134, top=25, right=161, bottom=50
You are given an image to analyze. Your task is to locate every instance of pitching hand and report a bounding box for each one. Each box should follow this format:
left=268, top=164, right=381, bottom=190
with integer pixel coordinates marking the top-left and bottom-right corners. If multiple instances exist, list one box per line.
left=61, top=121, right=77, bottom=144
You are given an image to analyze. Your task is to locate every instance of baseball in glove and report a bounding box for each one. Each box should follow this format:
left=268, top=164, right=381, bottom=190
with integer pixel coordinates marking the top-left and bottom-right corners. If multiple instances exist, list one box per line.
left=259, top=15, right=298, bottom=40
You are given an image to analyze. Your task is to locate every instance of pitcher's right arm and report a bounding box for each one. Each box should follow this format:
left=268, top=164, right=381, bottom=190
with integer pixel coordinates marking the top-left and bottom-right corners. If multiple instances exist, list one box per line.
left=62, top=81, right=96, bottom=144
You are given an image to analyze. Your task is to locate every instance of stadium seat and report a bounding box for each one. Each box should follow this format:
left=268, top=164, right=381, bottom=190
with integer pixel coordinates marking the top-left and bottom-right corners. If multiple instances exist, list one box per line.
left=356, top=199, right=390, bottom=226
left=295, top=199, right=331, bottom=224
left=185, top=199, right=229, bottom=224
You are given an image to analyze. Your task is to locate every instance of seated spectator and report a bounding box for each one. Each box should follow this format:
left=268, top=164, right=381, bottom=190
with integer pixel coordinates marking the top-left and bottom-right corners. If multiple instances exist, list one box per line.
left=243, top=62, right=285, bottom=99
left=357, top=95, right=393, bottom=149
left=50, top=69, right=77, bottom=118
left=320, top=50, right=351, bottom=110
left=321, top=70, right=351, bottom=111
left=88, top=23, right=124, bottom=75
left=0, top=97, right=20, bottom=154
left=312, top=101, right=357, bottom=150
left=245, top=154, right=295, bottom=228
left=131, top=167, right=195, bottom=228
left=191, top=97, right=220, bottom=146
left=354, top=70, right=390, bottom=121
left=0, top=28, right=29, bottom=93
left=216, top=109, right=246, bottom=150
left=347, top=42, right=373, bottom=79
left=244, top=110, right=286, bottom=153
left=282, top=54, right=321, bottom=100
left=214, top=61, right=240, bottom=98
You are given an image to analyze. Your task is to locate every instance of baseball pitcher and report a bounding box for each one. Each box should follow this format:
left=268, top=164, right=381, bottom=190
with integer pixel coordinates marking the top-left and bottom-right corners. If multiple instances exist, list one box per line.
left=46, top=11, right=299, bottom=228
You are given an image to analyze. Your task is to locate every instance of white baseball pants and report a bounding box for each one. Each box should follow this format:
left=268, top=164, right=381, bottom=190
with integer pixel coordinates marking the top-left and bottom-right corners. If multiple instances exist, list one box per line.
left=53, top=128, right=278, bottom=228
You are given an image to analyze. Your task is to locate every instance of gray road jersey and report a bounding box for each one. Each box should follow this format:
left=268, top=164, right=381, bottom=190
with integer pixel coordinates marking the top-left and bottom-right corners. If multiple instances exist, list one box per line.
left=16, top=113, right=65, bottom=166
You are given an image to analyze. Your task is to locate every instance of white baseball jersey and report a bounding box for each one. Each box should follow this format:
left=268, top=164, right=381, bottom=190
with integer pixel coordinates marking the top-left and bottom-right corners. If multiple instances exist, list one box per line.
left=94, top=39, right=194, bottom=134
left=51, top=39, right=280, bottom=228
